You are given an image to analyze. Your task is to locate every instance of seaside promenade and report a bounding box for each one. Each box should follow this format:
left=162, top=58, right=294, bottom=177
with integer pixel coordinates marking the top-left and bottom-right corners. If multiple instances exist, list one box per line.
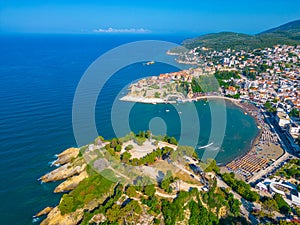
left=120, top=94, right=240, bottom=104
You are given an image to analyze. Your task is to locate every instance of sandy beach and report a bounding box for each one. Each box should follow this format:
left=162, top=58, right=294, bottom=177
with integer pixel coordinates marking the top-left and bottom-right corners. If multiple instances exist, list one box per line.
left=120, top=95, right=166, bottom=104
left=120, top=94, right=241, bottom=104
left=121, top=93, right=284, bottom=182
left=221, top=102, right=285, bottom=181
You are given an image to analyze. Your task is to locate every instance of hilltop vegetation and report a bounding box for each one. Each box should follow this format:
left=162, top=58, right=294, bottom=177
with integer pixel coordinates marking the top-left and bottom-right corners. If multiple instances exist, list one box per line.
left=260, top=19, right=300, bottom=39
left=40, top=132, right=255, bottom=224
left=39, top=132, right=298, bottom=225
left=181, top=20, right=300, bottom=51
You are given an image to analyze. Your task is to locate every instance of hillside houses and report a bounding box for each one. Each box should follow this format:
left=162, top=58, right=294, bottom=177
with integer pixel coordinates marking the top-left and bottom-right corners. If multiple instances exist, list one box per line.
left=174, top=44, right=300, bottom=151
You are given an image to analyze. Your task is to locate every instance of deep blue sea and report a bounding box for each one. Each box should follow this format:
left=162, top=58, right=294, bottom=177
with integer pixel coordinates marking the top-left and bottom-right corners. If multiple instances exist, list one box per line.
left=0, top=34, right=258, bottom=225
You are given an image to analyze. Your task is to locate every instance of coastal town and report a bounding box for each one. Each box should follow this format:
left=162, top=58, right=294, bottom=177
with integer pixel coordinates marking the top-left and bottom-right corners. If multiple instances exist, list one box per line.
left=118, top=44, right=300, bottom=224
left=122, top=44, right=300, bottom=155
left=4, top=0, right=300, bottom=224
left=35, top=43, right=300, bottom=225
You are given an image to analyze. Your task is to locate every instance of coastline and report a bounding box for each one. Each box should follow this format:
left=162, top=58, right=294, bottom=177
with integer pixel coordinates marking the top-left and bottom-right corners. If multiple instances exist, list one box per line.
left=221, top=101, right=262, bottom=163
left=221, top=102, right=285, bottom=181
left=121, top=92, right=285, bottom=182
left=120, top=94, right=241, bottom=104
left=120, top=94, right=261, bottom=166
left=217, top=100, right=262, bottom=167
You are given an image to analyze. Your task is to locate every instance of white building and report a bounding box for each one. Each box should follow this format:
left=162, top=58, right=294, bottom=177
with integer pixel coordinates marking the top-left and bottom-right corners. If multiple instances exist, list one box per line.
left=276, top=111, right=291, bottom=128
left=289, top=122, right=300, bottom=136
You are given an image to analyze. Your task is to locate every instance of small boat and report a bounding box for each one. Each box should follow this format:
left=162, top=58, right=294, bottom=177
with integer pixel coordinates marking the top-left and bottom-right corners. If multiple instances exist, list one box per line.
left=166, top=109, right=170, bottom=112
left=244, top=112, right=248, bottom=115
left=198, top=142, right=214, bottom=149
left=145, top=61, right=155, bottom=66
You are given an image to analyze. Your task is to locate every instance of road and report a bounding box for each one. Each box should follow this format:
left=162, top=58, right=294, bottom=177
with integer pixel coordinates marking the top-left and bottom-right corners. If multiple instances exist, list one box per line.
left=216, top=175, right=260, bottom=225
left=263, top=110, right=296, bottom=155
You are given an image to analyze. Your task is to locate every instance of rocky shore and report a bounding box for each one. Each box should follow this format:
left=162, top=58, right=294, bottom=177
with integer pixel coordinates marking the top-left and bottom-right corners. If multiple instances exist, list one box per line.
left=35, top=147, right=89, bottom=224
left=52, top=147, right=79, bottom=166
left=40, top=207, right=84, bottom=225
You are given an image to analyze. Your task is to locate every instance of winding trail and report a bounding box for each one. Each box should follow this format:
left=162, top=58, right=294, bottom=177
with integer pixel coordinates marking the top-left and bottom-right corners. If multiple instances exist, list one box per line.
left=155, top=190, right=177, bottom=199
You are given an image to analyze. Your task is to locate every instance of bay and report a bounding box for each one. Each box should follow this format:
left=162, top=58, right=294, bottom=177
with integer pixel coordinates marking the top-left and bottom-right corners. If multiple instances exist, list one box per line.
left=0, top=34, right=257, bottom=225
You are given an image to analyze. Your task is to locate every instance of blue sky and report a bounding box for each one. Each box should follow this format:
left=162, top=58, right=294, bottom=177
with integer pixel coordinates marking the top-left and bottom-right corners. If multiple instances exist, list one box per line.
left=1, top=0, right=299, bottom=34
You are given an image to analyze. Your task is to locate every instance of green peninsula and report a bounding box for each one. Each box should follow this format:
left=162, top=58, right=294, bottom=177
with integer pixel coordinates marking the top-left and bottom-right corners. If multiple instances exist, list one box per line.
left=37, top=132, right=252, bottom=225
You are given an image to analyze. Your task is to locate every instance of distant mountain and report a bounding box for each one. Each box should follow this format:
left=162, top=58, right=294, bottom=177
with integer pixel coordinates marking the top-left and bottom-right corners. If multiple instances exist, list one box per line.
left=259, top=19, right=300, bottom=42
left=182, top=20, right=300, bottom=51
left=261, top=19, right=300, bottom=34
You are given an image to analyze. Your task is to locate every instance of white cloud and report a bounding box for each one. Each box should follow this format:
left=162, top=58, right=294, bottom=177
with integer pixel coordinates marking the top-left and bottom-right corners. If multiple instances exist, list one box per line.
left=93, top=27, right=151, bottom=33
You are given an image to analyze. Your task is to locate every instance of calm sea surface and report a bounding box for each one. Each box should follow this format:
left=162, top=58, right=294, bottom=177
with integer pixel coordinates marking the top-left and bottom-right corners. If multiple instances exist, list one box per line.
left=0, top=34, right=258, bottom=225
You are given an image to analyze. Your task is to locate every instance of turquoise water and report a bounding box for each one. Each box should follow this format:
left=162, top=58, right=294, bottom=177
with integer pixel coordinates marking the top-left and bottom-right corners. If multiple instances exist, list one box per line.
left=0, top=34, right=258, bottom=225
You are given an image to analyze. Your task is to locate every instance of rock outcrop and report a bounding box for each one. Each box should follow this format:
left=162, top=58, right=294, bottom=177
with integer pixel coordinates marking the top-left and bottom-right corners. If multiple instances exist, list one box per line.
left=54, top=171, right=88, bottom=193
left=37, top=147, right=89, bottom=224
left=40, top=162, right=86, bottom=183
left=34, top=206, right=53, bottom=218
left=53, top=147, right=79, bottom=166
left=40, top=206, right=84, bottom=225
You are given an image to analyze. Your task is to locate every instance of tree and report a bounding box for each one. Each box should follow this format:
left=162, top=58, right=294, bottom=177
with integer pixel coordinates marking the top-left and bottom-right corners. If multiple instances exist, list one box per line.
left=110, top=138, right=118, bottom=148
left=262, top=199, right=279, bottom=217
left=121, top=152, right=131, bottom=163
left=126, top=186, right=137, bottom=198
left=295, top=207, right=300, bottom=217
left=125, top=144, right=133, bottom=151
left=146, top=130, right=151, bottom=139
left=106, top=204, right=121, bottom=222
left=274, top=193, right=291, bottom=215
left=204, top=159, right=220, bottom=174
left=134, top=176, right=152, bottom=188
left=154, top=92, right=161, bottom=98
left=264, top=102, right=276, bottom=113
left=227, top=193, right=241, bottom=217
left=289, top=108, right=299, bottom=117
left=161, top=172, right=175, bottom=193
left=191, top=78, right=203, bottom=93
left=123, top=200, right=142, bottom=215
left=221, top=172, right=259, bottom=202
left=188, top=200, right=208, bottom=225
left=115, top=144, right=122, bottom=152
left=144, top=184, right=156, bottom=197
